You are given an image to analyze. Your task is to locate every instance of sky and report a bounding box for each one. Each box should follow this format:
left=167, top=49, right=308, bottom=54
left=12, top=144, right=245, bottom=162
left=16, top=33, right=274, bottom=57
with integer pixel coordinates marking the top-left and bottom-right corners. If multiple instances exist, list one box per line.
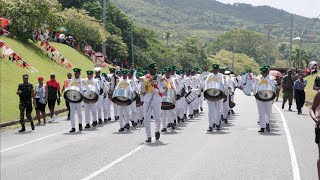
left=216, top=0, right=320, bottom=18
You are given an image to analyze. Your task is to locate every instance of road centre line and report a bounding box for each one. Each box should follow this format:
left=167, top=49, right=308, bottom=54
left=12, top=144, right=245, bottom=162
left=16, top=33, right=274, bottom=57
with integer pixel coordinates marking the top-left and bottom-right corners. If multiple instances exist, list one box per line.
left=273, top=104, right=301, bottom=180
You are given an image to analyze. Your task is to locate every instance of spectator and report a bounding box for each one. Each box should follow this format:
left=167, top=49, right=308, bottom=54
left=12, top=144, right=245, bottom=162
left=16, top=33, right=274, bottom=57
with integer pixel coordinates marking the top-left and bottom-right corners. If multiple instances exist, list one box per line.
left=294, top=73, right=307, bottom=114
left=61, top=73, right=72, bottom=120
left=281, top=70, right=294, bottom=111
left=46, top=73, right=61, bottom=122
left=313, top=74, right=320, bottom=91
left=309, top=91, right=320, bottom=179
left=35, top=76, right=48, bottom=125
left=274, top=76, right=281, bottom=101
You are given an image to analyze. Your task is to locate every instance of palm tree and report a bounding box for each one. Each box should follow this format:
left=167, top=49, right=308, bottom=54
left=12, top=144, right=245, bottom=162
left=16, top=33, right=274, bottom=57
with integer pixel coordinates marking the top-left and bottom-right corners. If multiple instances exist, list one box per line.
left=291, top=48, right=309, bottom=69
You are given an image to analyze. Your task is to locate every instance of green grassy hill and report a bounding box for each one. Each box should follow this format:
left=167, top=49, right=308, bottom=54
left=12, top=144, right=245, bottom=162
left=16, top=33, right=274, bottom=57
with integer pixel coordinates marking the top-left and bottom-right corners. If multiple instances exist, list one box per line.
left=0, top=37, right=108, bottom=123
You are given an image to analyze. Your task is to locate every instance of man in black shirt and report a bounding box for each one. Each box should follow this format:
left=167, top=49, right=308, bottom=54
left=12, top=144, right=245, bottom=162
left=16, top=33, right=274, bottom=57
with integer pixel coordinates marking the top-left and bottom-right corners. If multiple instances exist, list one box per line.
left=17, top=74, right=35, bottom=132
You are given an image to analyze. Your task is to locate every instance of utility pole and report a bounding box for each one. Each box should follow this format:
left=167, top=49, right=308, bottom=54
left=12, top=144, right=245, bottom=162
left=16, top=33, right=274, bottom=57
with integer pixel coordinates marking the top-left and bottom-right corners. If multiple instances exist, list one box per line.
left=102, top=0, right=107, bottom=57
left=130, top=24, right=134, bottom=65
left=299, top=31, right=303, bottom=70
left=264, top=25, right=273, bottom=65
left=232, top=46, right=235, bottom=72
left=289, top=15, right=293, bottom=70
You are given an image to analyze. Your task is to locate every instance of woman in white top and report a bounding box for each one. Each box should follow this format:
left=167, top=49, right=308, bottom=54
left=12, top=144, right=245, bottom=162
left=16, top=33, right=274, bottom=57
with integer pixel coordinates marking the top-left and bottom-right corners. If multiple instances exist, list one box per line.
left=34, top=76, right=48, bottom=125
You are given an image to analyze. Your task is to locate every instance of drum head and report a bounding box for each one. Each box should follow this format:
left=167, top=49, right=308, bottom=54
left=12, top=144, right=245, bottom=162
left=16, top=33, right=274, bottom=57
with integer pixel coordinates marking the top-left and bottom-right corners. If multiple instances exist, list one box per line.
left=204, top=90, right=223, bottom=101
left=161, top=102, right=175, bottom=110
left=255, top=90, right=276, bottom=102
left=64, top=90, right=83, bottom=103
left=112, top=97, right=132, bottom=106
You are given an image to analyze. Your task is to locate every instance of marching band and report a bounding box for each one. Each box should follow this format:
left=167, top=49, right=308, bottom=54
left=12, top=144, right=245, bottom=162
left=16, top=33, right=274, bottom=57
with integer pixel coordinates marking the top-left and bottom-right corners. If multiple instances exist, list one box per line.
left=62, top=63, right=276, bottom=142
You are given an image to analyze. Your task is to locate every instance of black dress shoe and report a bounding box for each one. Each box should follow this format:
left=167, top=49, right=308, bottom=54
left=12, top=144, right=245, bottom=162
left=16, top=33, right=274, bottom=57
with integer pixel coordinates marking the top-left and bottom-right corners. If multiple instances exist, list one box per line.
left=151, top=116, right=153, bottom=119
left=104, top=119, right=108, bottom=123
left=131, top=120, right=135, bottom=126
left=107, top=117, right=112, bottom=121
left=181, top=119, right=185, bottom=122
left=288, top=106, right=292, bottom=111
left=231, top=110, right=235, bottom=114
left=174, top=120, right=177, bottom=125
left=119, top=128, right=125, bottom=132
left=184, top=114, right=187, bottom=120
left=216, top=125, right=221, bottom=130
left=177, top=117, right=181, bottom=123
left=212, top=124, right=216, bottom=128
left=266, top=124, right=270, bottom=132
left=69, top=128, right=76, bottom=133
left=145, top=138, right=152, bottom=143
left=79, top=124, right=83, bottom=131
left=200, top=107, right=203, bottom=112
left=171, top=123, right=176, bottom=130
left=98, top=119, right=103, bottom=124
left=282, top=103, right=284, bottom=109
left=85, top=124, right=90, bottom=129
left=167, top=123, right=171, bottom=128
left=228, top=111, right=231, bottom=116
left=258, top=128, right=265, bottom=133
left=207, top=127, right=213, bottom=132
left=190, top=114, right=193, bottom=118
left=31, top=122, right=35, bottom=130
left=92, top=121, right=97, bottom=127
left=224, top=119, right=228, bottom=124
left=115, top=116, right=119, bottom=120
left=161, top=128, right=167, bottom=132
left=125, top=123, right=130, bottom=129
left=155, top=132, right=160, bottom=140
left=19, top=126, right=26, bottom=132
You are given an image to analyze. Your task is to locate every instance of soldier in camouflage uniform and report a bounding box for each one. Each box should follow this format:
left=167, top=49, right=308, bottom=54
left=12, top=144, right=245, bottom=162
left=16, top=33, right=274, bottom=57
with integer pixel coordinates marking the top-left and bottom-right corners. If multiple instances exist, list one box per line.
left=17, top=74, right=35, bottom=132
left=281, top=70, right=294, bottom=111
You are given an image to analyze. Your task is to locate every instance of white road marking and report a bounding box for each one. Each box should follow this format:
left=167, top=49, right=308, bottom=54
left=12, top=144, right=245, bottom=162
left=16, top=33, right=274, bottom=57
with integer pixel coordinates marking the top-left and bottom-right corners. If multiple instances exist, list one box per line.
left=81, top=144, right=145, bottom=180
left=273, top=104, right=301, bottom=180
left=0, top=131, right=65, bottom=153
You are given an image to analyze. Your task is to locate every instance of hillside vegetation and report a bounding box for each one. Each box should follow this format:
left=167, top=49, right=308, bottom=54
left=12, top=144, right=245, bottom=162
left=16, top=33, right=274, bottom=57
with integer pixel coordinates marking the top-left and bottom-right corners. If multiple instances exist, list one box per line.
left=0, top=37, right=103, bottom=123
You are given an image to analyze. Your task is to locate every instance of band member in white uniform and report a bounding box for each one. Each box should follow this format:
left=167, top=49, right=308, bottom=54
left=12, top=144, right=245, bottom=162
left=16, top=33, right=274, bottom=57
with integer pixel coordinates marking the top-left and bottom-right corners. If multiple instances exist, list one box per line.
left=188, top=68, right=201, bottom=117
left=94, top=67, right=105, bottom=124
left=222, top=69, right=232, bottom=123
left=254, top=67, right=275, bottom=133
left=184, top=69, right=192, bottom=118
left=175, top=70, right=186, bottom=123
left=206, top=64, right=227, bottom=131
left=69, top=68, right=83, bottom=133
left=135, top=72, right=145, bottom=125
left=128, top=69, right=138, bottom=126
left=243, top=69, right=254, bottom=96
left=83, top=70, right=98, bottom=128
left=101, top=72, right=112, bottom=121
left=143, top=63, right=165, bottom=142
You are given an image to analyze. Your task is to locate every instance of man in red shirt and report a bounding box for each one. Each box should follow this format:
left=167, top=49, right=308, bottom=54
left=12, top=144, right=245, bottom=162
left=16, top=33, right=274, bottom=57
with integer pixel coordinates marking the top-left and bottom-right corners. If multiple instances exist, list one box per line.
left=46, top=73, right=61, bottom=122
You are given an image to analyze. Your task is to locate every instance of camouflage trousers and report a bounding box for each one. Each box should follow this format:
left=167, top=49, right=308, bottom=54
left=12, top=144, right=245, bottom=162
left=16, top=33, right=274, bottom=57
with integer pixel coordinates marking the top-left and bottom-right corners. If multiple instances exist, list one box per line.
left=282, top=90, right=293, bottom=106
left=19, top=101, right=33, bottom=126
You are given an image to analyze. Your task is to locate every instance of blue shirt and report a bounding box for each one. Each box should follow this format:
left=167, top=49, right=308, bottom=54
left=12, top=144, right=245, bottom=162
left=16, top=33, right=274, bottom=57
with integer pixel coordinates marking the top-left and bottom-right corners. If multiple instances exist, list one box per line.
left=294, top=79, right=307, bottom=90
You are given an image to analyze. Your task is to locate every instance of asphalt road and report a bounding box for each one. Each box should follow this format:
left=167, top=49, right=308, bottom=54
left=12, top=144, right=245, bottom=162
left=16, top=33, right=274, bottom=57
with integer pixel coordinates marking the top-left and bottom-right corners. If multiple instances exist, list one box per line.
left=1, top=91, right=318, bottom=180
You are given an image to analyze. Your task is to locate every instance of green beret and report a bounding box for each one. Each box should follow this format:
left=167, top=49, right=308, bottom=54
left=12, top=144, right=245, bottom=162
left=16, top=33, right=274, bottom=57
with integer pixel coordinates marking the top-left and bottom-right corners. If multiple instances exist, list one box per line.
left=186, top=68, right=192, bottom=73
left=121, top=69, right=129, bottom=75
left=73, top=68, right=81, bottom=72
left=176, top=70, right=181, bottom=75
left=264, top=65, right=271, bottom=69
left=212, top=64, right=220, bottom=69
left=136, top=72, right=144, bottom=77
left=164, top=67, right=172, bottom=73
left=171, top=65, right=176, bottom=70
left=157, top=70, right=162, bottom=75
left=136, top=67, right=142, bottom=72
left=22, top=74, right=29, bottom=78
left=260, top=67, right=268, bottom=72
left=146, top=62, right=157, bottom=69
left=86, top=70, right=94, bottom=75
left=143, top=70, right=149, bottom=75
left=108, top=67, right=116, bottom=72
left=116, top=71, right=122, bottom=75
left=101, top=73, right=107, bottom=77
left=129, top=69, right=135, bottom=74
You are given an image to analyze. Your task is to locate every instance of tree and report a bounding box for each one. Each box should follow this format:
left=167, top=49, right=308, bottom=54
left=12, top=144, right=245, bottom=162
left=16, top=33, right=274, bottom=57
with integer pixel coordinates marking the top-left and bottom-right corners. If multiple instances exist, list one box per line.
left=60, top=8, right=107, bottom=46
left=291, top=48, right=309, bottom=69
left=3, top=0, right=63, bottom=41
left=208, top=50, right=260, bottom=75
left=105, top=34, right=128, bottom=63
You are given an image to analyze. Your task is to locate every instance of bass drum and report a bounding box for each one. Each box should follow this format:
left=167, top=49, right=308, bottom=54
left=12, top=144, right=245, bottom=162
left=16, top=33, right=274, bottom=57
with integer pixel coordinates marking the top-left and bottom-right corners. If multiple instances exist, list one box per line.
left=254, top=84, right=276, bottom=102
left=204, top=81, right=224, bottom=101
left=83, top=84, right=99, bottom=104
left=64, top=86, right=83, bottom=103
left=112, top=89, right=133, bottom=106
left=161, top=89, right=176, bottom=110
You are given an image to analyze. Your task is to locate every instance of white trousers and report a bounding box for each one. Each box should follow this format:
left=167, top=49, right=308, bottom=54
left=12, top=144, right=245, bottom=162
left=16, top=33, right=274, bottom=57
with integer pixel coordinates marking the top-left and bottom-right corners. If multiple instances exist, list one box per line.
left=176, top=98, right=184, bottom=118
left=96, top=95, right=103, bottom=119
left=113, top=102, right=119, bottom=117
left=103, top=97, right=111, bottom=119
left=134, top=106, right=144, bottom=122
left=207, top=100, right=222, bottom=127
left=119, top=106, right=129, bottom=128
left=144, top=101, right=161, bottom=138
left=256, top=100, right=272, bottom=128
left=84, top=103, right=97, bottom=124
left=199, top=94, right=204, bottom=108
left=129, top=101, right=137, bottom=122
left=188, top=98, right=198, bottom=114
left=70, top=102, right=82, bottom=128
left=230, top=93, right=235, bottom=111
left=244, top=82, right=252, bottom=95
left=222, top=95, right=229, bottom=119
left=161, top=110, right=174, bottom=128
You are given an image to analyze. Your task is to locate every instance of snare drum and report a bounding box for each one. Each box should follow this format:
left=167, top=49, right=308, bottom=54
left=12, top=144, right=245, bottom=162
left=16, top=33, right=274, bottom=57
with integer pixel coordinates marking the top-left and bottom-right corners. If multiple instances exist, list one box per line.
left=185, top=91, right=197, bottom=105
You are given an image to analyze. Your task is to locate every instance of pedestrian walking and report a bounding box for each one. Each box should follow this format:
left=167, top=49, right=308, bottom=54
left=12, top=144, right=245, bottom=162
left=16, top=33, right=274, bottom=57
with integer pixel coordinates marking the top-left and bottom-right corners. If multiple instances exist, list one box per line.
left=46, top=73, right=61, bottom=122
left=34, top=76, right=48, bottom=125
left=61, top=72, right=72, bottom=120
left=274, top=76, right=281, bottom=101
left=281, top=70, right=294, bottom=111
left=294, top=74, right=307, bottom=114
left=17, top=74, right=35, bottom=132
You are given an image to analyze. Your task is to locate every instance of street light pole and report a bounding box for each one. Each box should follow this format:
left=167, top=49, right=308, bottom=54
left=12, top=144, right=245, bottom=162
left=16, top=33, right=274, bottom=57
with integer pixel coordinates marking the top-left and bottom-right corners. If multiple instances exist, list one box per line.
left=131, top=24, right=134, bottom=65
left=102, top=0, right=107, bottom=57
left=289, top=15, right=293, bottom=70
left=299, top=32, right=302, bottom=69
left=232, top=46, right=235, bottom=72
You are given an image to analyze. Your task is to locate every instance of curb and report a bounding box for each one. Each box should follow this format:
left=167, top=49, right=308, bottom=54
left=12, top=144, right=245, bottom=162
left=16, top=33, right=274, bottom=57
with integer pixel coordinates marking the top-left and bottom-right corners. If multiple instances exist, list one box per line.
left=0, top=108, right=68, bottom=128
